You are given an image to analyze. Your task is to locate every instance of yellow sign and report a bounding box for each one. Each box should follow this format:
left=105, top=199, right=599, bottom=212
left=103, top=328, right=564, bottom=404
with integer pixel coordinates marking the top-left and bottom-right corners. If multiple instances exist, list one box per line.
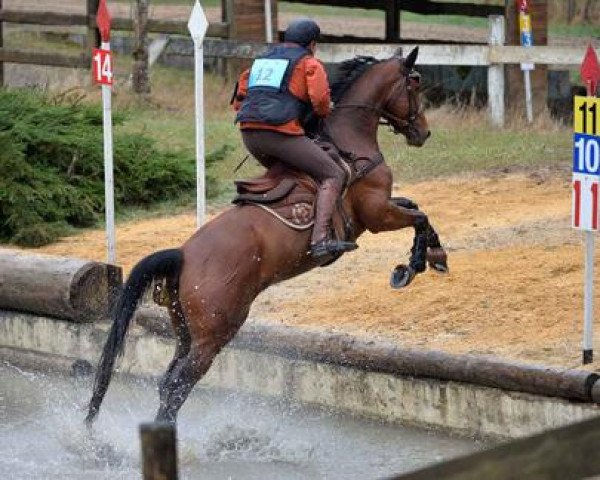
left=575, top=96, right=600, bottom=135
left=519, top=13, right=532, bottom=33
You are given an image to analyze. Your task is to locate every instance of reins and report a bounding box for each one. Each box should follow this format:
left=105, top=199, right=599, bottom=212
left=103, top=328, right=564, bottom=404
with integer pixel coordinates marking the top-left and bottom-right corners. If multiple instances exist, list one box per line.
left=332, top=66, right=421, bottom=135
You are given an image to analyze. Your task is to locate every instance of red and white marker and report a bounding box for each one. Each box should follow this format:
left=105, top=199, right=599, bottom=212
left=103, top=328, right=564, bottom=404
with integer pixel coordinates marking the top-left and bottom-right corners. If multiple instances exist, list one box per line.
left=94, top=0, right=116, bottom=264
left=576, top=43, right=600, bottom=364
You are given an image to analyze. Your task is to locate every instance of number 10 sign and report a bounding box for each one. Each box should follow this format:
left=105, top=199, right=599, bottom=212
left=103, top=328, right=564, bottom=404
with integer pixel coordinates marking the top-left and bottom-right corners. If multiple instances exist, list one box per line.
left=572, top=96, right=600, bottom=231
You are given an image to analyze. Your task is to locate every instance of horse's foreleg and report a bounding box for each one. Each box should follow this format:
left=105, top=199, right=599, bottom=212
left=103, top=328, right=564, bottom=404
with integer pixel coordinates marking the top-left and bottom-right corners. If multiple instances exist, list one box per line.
left=390, top=197, right=448, bottom=273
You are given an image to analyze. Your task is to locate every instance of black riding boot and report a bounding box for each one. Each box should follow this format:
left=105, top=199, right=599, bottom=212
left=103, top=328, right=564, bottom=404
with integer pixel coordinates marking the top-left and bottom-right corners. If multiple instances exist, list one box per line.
left=310, top=179, right=358, bottom=258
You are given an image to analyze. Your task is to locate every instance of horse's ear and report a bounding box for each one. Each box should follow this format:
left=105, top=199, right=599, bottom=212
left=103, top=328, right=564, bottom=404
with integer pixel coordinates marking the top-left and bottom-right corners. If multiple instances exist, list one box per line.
left=404, top=46, right=419, bottom=70
left=394, top=46, right=403, bottom=58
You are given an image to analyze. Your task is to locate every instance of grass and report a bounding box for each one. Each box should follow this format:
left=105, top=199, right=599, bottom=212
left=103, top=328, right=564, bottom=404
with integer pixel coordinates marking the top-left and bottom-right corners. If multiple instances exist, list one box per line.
left=111, top=63, right=571, bottom=189
left=2, top=25, right=572, bottom=219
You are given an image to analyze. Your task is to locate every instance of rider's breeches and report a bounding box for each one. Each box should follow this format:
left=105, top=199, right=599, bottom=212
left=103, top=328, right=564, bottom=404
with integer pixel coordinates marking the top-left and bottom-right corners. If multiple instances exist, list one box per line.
left=241, top=129, right=345, bottom=244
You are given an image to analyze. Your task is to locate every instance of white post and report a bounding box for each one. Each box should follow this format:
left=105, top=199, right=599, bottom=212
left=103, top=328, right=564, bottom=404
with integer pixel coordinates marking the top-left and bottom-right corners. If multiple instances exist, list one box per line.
left=194, top=41, right=205, bottom=227
left=101, top=40, right=116, bottom=264
left=584, top=229, right=594, bottom=363
left=265, top=0, right=273, bottom=43
left=523, top=69, right=534, bottom=123
left=188, top=1, right=208, bottom=228
left=487, top=15, right=505, bottom=128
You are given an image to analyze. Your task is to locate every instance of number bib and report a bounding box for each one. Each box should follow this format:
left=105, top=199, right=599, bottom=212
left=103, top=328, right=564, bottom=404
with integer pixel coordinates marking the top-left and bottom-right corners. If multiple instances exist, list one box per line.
left=248, top=59, right=290, bottom=89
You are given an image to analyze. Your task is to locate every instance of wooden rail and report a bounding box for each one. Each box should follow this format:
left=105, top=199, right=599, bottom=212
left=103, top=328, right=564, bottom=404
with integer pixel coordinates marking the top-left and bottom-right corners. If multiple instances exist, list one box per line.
left=391, top=415, right=600, bottom=480
left=0, top=4, right=227, bottom=83
left=283, top=0, right=503, bottom=17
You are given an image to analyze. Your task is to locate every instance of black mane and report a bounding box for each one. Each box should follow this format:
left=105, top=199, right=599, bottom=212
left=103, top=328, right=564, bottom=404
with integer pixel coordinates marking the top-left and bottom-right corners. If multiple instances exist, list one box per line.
left=330, top=56, right=381, bottom=104
left=303, top=56, right=382, bottom=137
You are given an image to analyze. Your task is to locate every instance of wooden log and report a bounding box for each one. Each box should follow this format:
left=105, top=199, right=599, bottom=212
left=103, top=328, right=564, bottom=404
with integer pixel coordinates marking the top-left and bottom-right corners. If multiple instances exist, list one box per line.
left=135, top=307, right=600, bottom=404
left=0, top=250, right=122, bottom=323
left=391, top=415, right=600, bottom=480
left=0, top=48, right=89, bottom=68
left=140, top=422, right=178, bottom=480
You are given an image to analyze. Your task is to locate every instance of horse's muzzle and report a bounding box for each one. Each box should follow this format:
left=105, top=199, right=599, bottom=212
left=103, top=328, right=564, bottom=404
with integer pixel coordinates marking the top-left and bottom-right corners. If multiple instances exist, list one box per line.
left=407, top=129, right=430, bottom=147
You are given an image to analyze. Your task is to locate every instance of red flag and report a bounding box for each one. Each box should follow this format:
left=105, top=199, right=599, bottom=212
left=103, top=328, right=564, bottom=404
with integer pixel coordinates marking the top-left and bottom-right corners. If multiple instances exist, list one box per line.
left=581, top=44, right=600, bottom=96
left=96, top=0, right=112, bottom=43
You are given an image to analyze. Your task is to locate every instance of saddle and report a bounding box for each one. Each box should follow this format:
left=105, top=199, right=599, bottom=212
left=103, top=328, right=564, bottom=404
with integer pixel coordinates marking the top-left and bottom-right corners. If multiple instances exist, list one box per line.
left=233, top=163, right=321, bottom=230
left=233, top=140, right=382, bottom=237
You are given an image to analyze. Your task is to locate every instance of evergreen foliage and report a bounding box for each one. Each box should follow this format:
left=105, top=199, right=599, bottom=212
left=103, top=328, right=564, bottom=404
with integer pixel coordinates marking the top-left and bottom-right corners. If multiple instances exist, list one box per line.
left=0, top=89, right=226, bottom=247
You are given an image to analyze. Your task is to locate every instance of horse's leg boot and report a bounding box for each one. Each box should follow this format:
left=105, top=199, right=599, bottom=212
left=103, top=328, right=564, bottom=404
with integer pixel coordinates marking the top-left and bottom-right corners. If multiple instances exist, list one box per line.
left=310, top=180, right=357, bottom=258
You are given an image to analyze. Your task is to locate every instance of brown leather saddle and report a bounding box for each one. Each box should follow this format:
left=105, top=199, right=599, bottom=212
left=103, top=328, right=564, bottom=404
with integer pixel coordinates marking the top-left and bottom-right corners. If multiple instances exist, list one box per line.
left=233, top=163, right=320, bottom=230
left=233, top=140, right=382, bottom=237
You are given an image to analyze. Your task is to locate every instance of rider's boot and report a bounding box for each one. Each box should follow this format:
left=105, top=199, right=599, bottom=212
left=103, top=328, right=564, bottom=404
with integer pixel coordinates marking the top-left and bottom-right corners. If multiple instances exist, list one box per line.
left=310, top=179, right=358, bottom=258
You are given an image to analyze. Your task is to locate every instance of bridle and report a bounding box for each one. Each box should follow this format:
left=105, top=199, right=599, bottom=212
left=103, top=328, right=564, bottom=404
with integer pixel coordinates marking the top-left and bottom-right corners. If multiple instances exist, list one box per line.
left=332, top=59, right=422, bottom=135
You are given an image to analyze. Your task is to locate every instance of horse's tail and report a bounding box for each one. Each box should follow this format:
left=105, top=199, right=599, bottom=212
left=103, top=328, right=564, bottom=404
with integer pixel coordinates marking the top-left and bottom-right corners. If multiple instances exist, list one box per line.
left=85, top=248, right=183, bottom=424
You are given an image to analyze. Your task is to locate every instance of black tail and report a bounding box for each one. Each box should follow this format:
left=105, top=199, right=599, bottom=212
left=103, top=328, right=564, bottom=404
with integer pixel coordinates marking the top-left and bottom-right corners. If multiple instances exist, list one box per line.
left=85, top=248, right=183, bottom=423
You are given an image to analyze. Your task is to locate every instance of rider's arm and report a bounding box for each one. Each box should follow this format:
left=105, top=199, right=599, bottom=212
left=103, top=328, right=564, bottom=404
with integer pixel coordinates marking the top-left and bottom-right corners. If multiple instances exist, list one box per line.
left=304, top=58, right=331, bottom=118
left=232, top=69, right=250, bottom=111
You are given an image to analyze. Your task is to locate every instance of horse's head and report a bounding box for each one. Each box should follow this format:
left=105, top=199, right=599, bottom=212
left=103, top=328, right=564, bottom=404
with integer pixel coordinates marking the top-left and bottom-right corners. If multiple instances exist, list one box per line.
left=383, top=47, right=430, bottom=147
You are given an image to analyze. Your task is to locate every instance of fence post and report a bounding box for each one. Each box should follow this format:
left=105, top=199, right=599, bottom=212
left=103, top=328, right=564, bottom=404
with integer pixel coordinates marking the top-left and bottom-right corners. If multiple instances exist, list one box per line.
left=140, top=422, right=178, bottom=480
left=87, top=0, right=101, bottom=50
left=487, top=15, right=505, bottom=128
left=133, top=0, right=150, bottom=95
left=0, top=0, right=4, bottom=87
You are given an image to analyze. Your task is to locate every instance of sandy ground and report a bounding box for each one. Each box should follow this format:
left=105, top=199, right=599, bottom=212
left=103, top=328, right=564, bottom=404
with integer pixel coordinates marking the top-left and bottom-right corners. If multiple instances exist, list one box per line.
left=24, top=168, right=600, bottom=372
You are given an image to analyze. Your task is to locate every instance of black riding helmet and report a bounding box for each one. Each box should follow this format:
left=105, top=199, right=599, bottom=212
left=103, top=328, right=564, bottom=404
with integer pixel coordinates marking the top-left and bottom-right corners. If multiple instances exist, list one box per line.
left=284, top=18, right=321, bottom=47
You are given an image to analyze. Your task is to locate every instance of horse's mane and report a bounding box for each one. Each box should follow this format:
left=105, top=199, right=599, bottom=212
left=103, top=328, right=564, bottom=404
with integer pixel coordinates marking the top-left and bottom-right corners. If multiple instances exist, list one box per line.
left=330, top=56, right=381, bottom=104
left=303, top=56, right=382, bottom=137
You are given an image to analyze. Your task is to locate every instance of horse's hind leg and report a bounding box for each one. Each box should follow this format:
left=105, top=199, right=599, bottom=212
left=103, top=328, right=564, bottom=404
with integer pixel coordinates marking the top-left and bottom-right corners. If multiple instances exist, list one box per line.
left=155, top=340, right=219, bottom=424
left=158, top=284, right=192, bottom=407
left=155, top=307, right=249, bottom=424
left=391, top=197, right=448, bottom=273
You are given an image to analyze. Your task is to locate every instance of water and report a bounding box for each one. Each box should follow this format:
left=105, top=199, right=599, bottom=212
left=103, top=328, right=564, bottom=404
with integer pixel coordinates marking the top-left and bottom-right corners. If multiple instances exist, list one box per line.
left=0, top=361, right=487, bottom=479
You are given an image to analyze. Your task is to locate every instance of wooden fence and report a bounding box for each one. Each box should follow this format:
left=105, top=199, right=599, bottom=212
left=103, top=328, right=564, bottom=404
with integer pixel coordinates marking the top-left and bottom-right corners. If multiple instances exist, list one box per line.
left=199, top=15, right=588, bottom=127
left=390, top=414, right=600, bottom=480
left=0, top=0, right=228, bottom=86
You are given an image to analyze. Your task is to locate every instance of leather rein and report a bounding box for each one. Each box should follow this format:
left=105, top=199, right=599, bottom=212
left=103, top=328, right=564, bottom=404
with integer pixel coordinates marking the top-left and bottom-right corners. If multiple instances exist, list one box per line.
left=332, top=66, right=421, bottom=135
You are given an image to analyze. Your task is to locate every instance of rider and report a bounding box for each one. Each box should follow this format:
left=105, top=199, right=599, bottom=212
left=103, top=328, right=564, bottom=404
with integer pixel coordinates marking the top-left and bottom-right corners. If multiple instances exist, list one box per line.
left=232, top=18, right=357, bottom=259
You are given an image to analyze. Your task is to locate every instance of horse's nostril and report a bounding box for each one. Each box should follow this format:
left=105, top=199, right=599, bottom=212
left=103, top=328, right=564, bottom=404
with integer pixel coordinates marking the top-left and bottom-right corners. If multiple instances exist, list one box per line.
left=426, top=131, right=432, bottom=139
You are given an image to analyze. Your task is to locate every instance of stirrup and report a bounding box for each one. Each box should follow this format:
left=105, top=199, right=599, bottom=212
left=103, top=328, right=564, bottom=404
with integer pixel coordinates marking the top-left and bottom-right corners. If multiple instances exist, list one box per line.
left=310, top=239, right=358, bottom=258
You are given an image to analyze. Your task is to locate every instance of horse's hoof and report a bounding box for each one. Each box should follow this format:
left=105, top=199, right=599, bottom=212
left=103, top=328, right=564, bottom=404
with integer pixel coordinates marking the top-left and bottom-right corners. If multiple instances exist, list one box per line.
left=427, top=248, right=449, bottom=274
left=429, top=260, right=449, bottom=274
left=390, top=265, right=416, bottom=289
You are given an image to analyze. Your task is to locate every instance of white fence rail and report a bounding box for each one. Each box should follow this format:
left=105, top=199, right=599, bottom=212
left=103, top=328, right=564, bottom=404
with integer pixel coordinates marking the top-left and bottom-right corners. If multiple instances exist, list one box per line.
left=203, top=15, right=593, bottom=128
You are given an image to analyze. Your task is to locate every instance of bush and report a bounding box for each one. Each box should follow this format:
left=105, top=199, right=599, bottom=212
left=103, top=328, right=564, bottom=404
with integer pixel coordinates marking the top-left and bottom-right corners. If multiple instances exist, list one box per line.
left=0, top=89, right=227, bottom=247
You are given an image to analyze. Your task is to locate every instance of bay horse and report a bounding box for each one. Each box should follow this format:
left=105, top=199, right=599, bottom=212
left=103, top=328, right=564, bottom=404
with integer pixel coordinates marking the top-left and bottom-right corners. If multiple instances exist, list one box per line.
left=86, top=47, right=448, bottom=424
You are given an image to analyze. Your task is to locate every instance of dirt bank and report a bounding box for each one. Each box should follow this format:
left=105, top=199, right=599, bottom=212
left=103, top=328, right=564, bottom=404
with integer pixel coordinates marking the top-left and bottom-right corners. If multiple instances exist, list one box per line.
left=27, top=169, right=600, bottom=371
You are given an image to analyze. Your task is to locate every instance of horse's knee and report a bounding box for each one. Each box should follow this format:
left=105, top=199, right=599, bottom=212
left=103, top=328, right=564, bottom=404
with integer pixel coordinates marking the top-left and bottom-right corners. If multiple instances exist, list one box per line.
left=414, top=212, right=429, bottom=232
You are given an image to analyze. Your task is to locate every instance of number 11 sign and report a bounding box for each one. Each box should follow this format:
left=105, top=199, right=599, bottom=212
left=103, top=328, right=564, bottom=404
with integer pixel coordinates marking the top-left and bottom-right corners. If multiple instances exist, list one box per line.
left=572, top=96, right=600, bottom=231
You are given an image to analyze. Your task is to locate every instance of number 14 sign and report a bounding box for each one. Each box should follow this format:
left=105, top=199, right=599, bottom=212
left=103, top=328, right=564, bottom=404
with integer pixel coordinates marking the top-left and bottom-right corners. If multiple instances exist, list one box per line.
left=573, top=96, right=600, bottom=231
left=92, top=48, right=113, bottom=86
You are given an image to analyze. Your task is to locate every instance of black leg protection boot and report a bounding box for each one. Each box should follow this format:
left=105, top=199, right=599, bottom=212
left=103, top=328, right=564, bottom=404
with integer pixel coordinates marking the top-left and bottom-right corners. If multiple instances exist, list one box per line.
left=310, top=179, right=358, bottom=258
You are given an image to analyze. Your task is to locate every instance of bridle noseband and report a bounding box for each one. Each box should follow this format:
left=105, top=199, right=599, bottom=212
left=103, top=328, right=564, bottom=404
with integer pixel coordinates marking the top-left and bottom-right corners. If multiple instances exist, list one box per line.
left=333, top=59, right=421, bottom=135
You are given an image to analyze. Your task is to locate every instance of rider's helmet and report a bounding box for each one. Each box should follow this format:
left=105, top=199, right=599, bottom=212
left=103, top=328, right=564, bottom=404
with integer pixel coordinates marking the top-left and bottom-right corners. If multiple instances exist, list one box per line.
left=284, top=18, right=321, bottom=47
